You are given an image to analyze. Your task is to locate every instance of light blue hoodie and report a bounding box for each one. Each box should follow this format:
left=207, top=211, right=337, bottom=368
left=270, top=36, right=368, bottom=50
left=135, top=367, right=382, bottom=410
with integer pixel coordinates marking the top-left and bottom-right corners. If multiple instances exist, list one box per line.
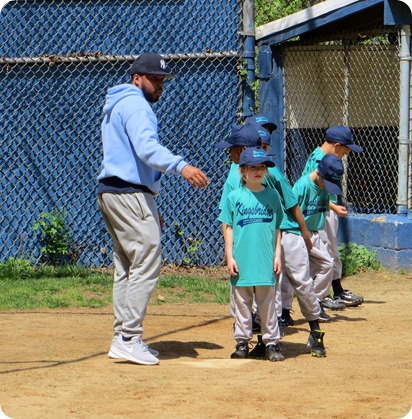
left=97, top=83, right=188, bottom=194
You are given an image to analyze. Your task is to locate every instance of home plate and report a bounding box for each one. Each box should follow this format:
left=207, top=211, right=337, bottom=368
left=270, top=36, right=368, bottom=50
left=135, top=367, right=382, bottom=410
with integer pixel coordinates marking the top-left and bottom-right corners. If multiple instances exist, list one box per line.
left=180, top=359, right=254, bottom=368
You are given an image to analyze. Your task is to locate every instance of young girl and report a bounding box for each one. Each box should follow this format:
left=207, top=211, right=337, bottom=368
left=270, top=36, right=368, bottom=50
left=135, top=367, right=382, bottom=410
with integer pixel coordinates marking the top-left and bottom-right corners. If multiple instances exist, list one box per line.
left=218, top=147, right=284, bottom=361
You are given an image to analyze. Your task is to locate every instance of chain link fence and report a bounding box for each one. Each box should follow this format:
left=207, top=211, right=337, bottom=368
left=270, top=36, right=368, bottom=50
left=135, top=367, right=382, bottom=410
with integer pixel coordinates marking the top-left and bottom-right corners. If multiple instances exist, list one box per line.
left=282, top=30, right=403, bottom=214
left=1, top=0, right=244, bottom=267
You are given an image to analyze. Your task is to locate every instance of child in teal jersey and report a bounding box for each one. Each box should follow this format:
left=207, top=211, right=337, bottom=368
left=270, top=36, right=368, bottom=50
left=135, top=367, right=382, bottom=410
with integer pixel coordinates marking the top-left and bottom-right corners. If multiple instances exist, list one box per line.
left=219, top=147, right=284, bottom=362
left=288, top=154, right=345, bottom=320
left=302, top=126, right=364, bottom=310
left=218, top=119, right=312, bottom=329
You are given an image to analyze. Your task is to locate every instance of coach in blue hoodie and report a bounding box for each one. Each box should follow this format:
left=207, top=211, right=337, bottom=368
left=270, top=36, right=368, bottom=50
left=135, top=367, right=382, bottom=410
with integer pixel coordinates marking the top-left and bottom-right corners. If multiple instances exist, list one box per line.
left=98, top=52, right=209, bottom=365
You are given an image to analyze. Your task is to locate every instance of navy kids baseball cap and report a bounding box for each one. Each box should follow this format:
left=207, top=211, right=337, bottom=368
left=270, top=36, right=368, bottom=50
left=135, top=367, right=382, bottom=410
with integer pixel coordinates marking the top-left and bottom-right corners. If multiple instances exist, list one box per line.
left=239, top=147, right=275, bottom=167
left=130, top=52, right=175, bottom=78
left=325, top=126, right=363, bottom=153
left=245, top=114, right=277, bottom=134
left=216, top=124, right=261, bottom=149
left=318, top=154, right=344, bottom=195
left=246, top=123, right=271, bottom=145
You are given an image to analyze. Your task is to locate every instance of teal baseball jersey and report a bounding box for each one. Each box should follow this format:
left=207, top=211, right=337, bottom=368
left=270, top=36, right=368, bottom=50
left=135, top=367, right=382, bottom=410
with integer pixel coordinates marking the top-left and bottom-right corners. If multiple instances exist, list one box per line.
left=302, top=146, right=337, bottom=204
left=218, top=186, right=283, bottom=287
left=292, top=174, right=330, bottom=231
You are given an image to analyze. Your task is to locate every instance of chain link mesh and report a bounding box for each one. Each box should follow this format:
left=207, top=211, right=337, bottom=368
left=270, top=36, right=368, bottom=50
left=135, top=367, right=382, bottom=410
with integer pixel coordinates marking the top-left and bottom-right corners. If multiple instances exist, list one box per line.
left=282, top=30, right=403, bottom=214
left=1, top=0, right=243, bottom=267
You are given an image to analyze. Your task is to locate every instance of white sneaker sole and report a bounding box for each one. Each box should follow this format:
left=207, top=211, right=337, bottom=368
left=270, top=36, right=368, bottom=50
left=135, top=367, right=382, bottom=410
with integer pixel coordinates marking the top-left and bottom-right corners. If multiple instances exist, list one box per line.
left=110, top=337, right=160, bottom=357
left=108, top=347, right=159, bottom=365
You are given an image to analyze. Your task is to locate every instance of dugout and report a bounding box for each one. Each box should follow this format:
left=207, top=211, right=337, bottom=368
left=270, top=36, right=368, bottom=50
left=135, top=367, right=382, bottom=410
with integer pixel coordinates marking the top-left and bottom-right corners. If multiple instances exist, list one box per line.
left=256, top=0, right=412, bottom=270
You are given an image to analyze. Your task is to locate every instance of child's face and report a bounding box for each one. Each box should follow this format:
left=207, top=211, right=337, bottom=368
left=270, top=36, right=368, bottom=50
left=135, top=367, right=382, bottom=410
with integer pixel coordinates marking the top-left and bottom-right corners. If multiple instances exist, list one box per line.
left=333, top=143, right=351, bottom=159
left=241, top=165, right=268, bottom=185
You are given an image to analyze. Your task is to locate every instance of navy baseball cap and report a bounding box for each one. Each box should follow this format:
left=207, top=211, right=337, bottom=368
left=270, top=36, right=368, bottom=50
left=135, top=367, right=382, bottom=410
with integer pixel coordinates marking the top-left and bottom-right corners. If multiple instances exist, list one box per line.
left=245, top=122, right=271, bottom=144
left=216, top=124, right=261, bottom=149
left=239, top=147, right=275, bottom=167
left=325, top=126, right=363, bottom=153
left=130, top=52, right=175, bottom=78
left=318, top=154, right=344, bottom=195
left=245, top=114, right=277, bottom=134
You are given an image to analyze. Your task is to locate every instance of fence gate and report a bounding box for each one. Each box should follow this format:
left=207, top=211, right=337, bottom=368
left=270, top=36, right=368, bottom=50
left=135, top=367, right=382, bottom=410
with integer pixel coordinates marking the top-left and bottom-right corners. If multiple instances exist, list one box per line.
left=282, top=32, right=401, bottom=214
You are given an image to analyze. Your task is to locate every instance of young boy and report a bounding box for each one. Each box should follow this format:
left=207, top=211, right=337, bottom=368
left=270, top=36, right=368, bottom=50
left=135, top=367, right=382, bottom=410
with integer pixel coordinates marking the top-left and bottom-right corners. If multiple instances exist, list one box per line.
left=284, top=154, right=345, bottom=325
left=219, top=147, right=284, bottom=361
left=302, top=126, right=364, bottom=308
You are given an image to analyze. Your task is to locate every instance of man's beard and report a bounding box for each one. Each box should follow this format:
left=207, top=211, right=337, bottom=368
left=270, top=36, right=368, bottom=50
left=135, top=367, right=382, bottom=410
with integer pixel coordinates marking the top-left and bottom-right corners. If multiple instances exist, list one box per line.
left=143, top=89, right=162, bottom=103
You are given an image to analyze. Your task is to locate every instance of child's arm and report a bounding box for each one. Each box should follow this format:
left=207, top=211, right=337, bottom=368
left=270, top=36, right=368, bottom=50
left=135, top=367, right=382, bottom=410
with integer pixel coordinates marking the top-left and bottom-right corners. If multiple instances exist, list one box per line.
left=273, top=228, right=282, bottom=276
left=329, top=201, right=348, bottom=217
left=289, top=204, right=312, bottom=253
left=222, top=223, right=238, bottom=276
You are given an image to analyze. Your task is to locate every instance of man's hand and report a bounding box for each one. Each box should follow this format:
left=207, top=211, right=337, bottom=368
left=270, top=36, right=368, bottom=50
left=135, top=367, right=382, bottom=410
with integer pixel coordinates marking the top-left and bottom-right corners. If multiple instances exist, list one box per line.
left=181, top=164, right=209, bottom=188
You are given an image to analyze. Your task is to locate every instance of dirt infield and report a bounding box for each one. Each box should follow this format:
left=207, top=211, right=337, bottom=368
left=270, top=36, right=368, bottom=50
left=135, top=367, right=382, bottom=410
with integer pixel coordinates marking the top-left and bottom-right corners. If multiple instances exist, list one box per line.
left=1, top=270, right=411, bottom=419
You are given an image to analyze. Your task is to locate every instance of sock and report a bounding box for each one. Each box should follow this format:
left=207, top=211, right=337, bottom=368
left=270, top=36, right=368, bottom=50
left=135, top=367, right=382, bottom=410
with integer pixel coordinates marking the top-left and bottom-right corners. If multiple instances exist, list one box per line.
left=332, top=278, right=344, bottom=295
left=122, top=336, right=132, bottom=342
left=309, top=320, right=320, bottom=332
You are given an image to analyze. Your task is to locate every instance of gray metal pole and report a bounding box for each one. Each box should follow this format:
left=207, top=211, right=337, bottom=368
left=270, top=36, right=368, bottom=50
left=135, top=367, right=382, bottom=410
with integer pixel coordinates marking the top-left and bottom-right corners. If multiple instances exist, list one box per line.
left=242, top=0, right=255, bottom=118
left=397, top=25, right=411, bottom=215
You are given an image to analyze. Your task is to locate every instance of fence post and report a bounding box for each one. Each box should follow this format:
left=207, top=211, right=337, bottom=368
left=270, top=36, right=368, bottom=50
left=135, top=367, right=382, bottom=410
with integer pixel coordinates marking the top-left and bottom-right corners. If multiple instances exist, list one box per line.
left=242, top=0, right=255, bottom=118
left=397, top=25, right=411, bottom=215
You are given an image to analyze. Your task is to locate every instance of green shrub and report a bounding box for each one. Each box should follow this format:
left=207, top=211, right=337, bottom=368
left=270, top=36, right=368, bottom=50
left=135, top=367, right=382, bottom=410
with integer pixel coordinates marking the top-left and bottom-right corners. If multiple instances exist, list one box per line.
left=339, top=243, right=381, bottom=276
left=0, top=258, right=34, bottom=279
left=33, top=209, right=72, bottom=265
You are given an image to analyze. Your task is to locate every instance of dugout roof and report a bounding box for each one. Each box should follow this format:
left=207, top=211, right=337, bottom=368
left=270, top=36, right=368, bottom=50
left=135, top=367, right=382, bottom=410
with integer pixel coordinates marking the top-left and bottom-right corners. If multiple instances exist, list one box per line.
left=256, top=0, right=412, bottom=45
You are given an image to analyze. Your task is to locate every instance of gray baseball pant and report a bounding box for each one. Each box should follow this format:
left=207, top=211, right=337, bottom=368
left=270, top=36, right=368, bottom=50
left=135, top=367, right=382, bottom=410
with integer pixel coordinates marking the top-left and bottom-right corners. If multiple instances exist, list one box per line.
left=281, top=231, right=333, bottom=308
left=309, top=231, right=334, bottom=300
left=280, top=232, right=321, bottom=321
left=231, top=285, right=280, bottom=345
left=319, top=210, right=343, bottom=280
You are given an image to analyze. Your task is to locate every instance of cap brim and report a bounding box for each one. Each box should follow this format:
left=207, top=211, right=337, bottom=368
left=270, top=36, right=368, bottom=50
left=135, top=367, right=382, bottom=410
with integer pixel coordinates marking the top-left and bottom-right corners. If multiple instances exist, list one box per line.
left=347, top=143, right=363, bottom=153
left=149, top=71, right=175, bottom=79
left=132, top=71, right=175, bottom=79
left=240, top=159, right=275, bottom=167
left=216, top=141, right=232, bottom=149
left=263, top=122, right=277, bottom=133
left=323, top=179, right=342, bottom=195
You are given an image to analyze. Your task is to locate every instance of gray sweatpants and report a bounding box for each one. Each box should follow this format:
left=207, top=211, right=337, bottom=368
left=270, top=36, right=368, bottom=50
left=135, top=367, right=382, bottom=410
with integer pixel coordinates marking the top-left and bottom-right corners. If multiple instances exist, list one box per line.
left=231, top=285, right=280, bottom=345
left=281, top=231, right=333, bottom=312
left=98, top=192, right=161, bottom=339
left=280, top=232, right=321, bottom=321
left=319, top=210, right=343, bottom=280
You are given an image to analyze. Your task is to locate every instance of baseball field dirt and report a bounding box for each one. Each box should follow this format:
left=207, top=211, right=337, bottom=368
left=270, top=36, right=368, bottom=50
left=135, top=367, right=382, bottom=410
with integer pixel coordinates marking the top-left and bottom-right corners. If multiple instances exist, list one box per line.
left=1, top=269, right=411, bottom=419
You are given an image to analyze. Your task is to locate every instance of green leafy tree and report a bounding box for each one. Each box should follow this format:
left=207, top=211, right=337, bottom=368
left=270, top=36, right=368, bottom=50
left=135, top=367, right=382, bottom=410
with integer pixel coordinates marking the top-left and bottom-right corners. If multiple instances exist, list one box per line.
left=255, top=0, right=323, bottom=27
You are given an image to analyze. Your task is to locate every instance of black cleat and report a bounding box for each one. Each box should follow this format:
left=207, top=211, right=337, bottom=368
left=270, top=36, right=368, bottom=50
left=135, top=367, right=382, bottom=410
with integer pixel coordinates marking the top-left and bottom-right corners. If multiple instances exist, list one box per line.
left=278, top=309, right=295, bottom=327
left=266, top=343, right=285, bottom=362
left=230, top=342, right=249, bottom=359
left=249, top=335, right=266, bottom=359
left=307, top=330, right=326, bottom=357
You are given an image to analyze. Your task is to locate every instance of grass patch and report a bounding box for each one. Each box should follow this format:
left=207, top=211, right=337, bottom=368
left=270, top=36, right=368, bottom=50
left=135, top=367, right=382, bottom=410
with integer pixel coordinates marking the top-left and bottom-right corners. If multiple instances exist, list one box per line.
left=0, top=264, right=230, bottom=309
left=156, top=275, right=230, bottom=304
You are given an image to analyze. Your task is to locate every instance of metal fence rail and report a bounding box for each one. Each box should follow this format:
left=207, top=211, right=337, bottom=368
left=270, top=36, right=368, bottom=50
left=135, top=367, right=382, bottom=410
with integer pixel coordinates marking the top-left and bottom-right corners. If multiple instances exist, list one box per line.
left=1, top=0, right=243, bottom=267
left=282, top=32, right=402, bottom=214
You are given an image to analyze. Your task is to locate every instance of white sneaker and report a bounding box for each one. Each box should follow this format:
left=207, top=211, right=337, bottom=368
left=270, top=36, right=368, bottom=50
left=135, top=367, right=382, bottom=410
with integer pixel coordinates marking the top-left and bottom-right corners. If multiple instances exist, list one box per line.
left=110, top=335, right=159, bottom=357
left=108, top=335, right=159, bottom=365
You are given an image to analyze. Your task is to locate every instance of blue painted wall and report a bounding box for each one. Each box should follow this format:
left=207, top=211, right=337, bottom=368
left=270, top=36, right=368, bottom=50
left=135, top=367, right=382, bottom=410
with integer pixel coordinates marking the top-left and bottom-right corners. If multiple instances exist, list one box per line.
left=338, top=215, right=412, bottom=270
